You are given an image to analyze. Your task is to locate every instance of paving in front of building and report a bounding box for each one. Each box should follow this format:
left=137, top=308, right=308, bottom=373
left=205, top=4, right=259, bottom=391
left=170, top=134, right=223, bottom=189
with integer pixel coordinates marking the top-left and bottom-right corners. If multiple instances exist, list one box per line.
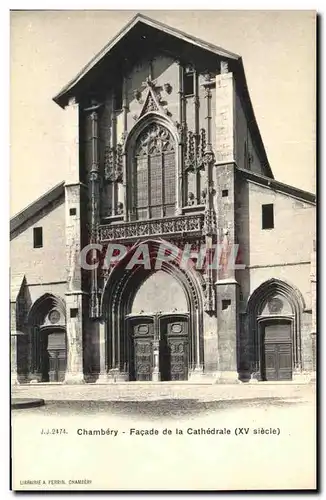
left=12, top=381, right=315, bottom=404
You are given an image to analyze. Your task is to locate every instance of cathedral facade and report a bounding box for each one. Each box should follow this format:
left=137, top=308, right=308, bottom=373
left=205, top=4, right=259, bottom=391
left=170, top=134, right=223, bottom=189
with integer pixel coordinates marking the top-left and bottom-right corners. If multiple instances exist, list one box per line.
left=10, top=14, right=316, bottom=384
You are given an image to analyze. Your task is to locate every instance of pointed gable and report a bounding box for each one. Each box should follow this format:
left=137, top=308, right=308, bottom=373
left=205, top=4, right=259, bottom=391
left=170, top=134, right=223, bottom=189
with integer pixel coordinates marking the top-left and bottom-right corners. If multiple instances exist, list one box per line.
left=140, top=90, right=159, bottom=116
left=53, top=13, right=239, bottom=109
left=53, top=13, right=273, bottom=178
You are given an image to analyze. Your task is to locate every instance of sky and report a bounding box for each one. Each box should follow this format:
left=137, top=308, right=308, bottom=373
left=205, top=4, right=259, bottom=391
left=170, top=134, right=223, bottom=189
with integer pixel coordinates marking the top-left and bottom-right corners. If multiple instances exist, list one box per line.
left=10, top=10, right=316, bottom=216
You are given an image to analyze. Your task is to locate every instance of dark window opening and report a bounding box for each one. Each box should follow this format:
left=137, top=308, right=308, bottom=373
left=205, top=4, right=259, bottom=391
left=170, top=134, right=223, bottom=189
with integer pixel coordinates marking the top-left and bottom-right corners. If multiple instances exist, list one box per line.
left=70, top=308, right=78, bottom=318
left=222, top=189, right=229, bottom=197
left=262, top=203, right=274, bottom=229
left=33, top=227, right=43, bottom=248
left=184, top=72, right=194, bottom=96
left=69, top=208, right=76, bottom=216
left=114, top=84, right=123, bottom=111
left=222, top=299, right=231, bottom=310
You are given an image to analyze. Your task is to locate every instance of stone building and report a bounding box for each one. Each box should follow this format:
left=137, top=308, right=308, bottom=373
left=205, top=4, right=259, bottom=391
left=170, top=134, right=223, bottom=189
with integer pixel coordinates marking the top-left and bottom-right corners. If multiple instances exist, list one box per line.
left=10, top=14, right=316, bottom=384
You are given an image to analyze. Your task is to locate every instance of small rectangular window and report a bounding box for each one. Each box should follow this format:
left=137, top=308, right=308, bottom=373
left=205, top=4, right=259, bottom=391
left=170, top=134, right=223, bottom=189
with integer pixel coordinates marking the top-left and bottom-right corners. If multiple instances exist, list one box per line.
left=70, top=308, right=78, bottom=318
left=33, top=227, right=43, bottom=248
left=222, top=299, right=231, bottom=310
left=184, top=72, right=194, bottom=96
left=69, top=208, right=76, bottom=216
left=262, top=204, right=274, bottom=229
left=222, top=189, right=229, bottom=197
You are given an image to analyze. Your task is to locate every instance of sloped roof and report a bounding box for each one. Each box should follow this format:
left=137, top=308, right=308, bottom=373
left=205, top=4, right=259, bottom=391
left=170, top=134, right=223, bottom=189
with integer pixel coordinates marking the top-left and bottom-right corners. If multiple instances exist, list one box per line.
left=10, top=181, right=65, bottom=238
left=237, top=167, right=316, bottom=205
left=53, top=13, right=273, bottom=178
left=53, top=13, right=240, bottom=106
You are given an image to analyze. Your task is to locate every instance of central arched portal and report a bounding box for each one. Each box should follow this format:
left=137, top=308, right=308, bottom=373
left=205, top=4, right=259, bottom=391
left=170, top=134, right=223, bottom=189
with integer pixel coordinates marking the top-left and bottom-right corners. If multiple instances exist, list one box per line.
left=127, top=271, right=189, bottom=381
left=102, top=243, right=204, bottom=382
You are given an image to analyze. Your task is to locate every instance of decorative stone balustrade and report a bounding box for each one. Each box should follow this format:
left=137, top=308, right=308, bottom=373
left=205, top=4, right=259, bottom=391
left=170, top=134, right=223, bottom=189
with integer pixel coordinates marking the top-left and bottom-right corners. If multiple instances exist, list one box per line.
left=99, top=214, right=205, bottom=242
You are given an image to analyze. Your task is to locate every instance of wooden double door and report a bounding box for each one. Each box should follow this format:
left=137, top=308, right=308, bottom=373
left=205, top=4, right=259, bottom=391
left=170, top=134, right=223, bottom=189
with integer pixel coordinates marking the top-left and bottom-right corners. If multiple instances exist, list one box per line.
left=261, top=320, right=293, bottom=381
left=129, top=315, right=189, bottom=381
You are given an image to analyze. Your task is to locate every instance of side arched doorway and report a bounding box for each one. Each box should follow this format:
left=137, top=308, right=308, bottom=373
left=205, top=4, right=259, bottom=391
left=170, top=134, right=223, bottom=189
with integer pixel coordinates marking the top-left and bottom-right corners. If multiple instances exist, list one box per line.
left=246, top=279, right=304, bottom=381
left=28, top=294, right=67, bottom=383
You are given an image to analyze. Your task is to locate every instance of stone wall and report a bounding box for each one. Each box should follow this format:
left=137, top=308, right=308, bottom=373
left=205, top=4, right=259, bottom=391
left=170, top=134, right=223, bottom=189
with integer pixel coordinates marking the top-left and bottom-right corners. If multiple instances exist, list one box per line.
left=131, top=270, right=188, bottom=314
left=10, top=198, right=66, bottom=285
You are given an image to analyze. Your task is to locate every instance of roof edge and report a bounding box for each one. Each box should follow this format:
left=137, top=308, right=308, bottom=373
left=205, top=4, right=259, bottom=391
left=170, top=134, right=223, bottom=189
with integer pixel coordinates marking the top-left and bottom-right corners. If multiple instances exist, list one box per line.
left=53, top=13, right=240, bottom=108
left=237, top=167, right=316, bottom=204
left=10, top=181, right=65, bottom=236
left=235, top=58, right=274, bottom=179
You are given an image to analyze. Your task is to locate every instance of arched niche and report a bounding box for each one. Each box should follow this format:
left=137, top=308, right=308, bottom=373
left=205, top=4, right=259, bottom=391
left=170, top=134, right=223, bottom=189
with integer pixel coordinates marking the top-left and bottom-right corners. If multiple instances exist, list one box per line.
left=132, top=270, right=188, bottom=314
left=246, top=279, right=305, bottom=380
left=27, top=293, right=67, bottom=383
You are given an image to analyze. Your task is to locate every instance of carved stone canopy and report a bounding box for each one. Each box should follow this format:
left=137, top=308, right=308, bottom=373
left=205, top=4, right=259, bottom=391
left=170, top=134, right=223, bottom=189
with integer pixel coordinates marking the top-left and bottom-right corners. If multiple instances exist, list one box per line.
left=184, top=128, right=207, bottom=173
left=203, top=147, right=215, bottom=167
left=104, top=143, right=123, bottom=183
left=133, top=77, right=171, bottom=120
left=140, top=92, right=159, bottom=115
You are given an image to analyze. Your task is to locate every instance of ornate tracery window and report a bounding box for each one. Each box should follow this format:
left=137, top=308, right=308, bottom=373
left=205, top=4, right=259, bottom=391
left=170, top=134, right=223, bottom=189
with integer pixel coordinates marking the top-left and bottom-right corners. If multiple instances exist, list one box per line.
left=132, top=124, right=176, bottom=220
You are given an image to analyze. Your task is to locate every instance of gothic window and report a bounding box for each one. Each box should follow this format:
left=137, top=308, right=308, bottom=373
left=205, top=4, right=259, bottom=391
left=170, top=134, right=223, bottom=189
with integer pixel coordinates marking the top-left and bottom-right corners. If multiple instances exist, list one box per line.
left=133, top=124, right=176, bottom=220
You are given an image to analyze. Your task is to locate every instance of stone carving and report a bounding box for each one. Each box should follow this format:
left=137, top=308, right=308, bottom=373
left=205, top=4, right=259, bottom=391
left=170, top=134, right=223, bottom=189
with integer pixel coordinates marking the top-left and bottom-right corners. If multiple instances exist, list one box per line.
left=48, top=309, right=60, bottom=324
left=268, top=297, right=283, bottom=314
left=104, top=143, right=123, bottom=183
left=203, top=208, right=217, bottom=236
left=203, top=275, right=216, bottom=314
left=220, top=61, right=228, bottom=74
left=132, top=76, right=173, bottom=119
left=143, top=76, right=156, bottom=89
left=171, top=323, right=182, bottom=334
left=203, top=146, right=215, bottom=167
left=187, top=192, right=195, bottom=206
left=133, top=89, right=142, bottom=102
left=164, top=83, right=172, bottom=94
left=204, top=86, right=212, bottom=99
left=184, top=128, right=206, bottom=173
left=117, top=202, right=124, bottom=215
left=141, top=93, right=159, bottom=114
left=135, top=123, right=175, bottom=156
left=99, top=214, right=204, bottom=242
left=200, top=188, right=207, bottom=205
left=203, top=72, right=214, bottom=82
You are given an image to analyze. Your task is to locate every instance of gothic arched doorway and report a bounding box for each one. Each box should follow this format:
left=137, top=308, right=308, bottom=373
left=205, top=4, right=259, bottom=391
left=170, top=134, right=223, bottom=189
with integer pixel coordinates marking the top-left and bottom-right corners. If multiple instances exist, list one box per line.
left=246, top=279, right=304, bottom=381
left=101, top=240, right=204, bottom=382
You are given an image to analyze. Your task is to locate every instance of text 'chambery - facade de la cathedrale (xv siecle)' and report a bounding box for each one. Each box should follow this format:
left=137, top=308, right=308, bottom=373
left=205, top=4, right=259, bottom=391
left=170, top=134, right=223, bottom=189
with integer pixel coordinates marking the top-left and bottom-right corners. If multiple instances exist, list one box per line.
left=10, top=14, right=316, bottom=385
